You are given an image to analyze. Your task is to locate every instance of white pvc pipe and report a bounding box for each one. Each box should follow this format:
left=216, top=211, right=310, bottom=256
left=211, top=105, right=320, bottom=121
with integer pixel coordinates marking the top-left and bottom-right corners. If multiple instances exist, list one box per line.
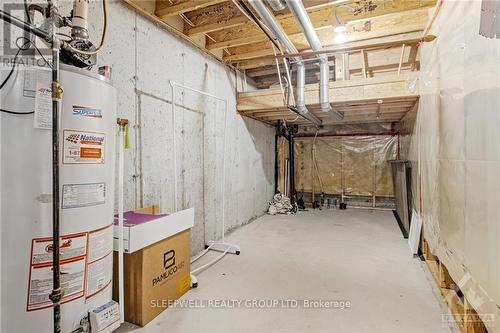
left=170, top=82, right=179, bottom=212
left=117, top=126, right=125, bottom=323
left=169, top=81, right=228, bottom=242
left=221, top=98, right=227, bottom=243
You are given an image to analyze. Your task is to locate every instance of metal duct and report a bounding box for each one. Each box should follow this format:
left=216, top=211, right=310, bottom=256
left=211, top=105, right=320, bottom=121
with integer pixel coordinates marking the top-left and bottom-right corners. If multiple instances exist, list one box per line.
left=285, top=0, right=344, bottom=120
left=248, top=0, right=321, bottom=127
left=266, top=0, right=287, bottom=11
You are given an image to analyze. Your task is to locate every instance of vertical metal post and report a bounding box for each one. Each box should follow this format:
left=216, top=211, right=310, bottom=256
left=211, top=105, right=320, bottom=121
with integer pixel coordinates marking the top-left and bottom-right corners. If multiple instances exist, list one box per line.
left=287, top=126, right=297, bottom=211
left=49, top=37, right=62, bottom=333
left=274, top=125, right=280, bottom=194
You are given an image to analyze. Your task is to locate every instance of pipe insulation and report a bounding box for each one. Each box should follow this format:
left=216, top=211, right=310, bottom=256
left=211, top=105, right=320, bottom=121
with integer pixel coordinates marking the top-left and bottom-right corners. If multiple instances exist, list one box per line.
left=248, top=0, right=321, bottom=127
left=285, top=0, right=344, bottom=120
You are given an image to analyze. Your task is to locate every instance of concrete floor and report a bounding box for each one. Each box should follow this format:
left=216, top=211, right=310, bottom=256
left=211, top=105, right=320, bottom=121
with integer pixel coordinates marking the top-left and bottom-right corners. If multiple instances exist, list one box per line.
left=119, top=210, right=457, bottom=333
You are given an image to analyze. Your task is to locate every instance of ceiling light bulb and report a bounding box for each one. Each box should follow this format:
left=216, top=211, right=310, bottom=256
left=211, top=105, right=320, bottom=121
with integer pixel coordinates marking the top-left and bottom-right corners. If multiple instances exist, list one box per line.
left=334, top=25, right=347, bottom=33
left=334, top=33, right=347, bottom=44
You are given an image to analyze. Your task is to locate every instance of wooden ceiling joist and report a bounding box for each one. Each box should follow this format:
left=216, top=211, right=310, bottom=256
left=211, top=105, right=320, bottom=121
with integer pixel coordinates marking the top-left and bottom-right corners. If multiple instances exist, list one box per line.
left=210, top=5, right=429, bottom=52
left=224, top=31, right=422, bottom=63
left=237, top=77, right=418, bottom=126
left=156, top=0, right=227, bottom=18
left=127, top=0, right=433, bottom=114
left=185, top=15, right=248, bottom=36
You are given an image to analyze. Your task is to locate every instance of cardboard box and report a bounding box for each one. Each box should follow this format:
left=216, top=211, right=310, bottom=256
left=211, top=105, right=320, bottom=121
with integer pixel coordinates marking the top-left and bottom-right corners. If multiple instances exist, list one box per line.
left=113, top=207, right=194, bottom=253
left=113, top=229, right=191, bottom=326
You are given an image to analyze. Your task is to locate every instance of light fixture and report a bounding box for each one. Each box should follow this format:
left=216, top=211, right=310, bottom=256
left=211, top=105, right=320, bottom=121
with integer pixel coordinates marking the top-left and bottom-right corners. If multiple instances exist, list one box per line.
left=333, top=5, right=353, bottom=44
left=334, top=33, right=347, bottom=44
left=333, top=24, right=347, bottom=33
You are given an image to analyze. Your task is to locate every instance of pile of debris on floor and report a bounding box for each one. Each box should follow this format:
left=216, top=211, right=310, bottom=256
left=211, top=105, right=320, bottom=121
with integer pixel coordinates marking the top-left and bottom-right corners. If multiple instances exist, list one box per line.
left=268, top=193, right=293, bottom=215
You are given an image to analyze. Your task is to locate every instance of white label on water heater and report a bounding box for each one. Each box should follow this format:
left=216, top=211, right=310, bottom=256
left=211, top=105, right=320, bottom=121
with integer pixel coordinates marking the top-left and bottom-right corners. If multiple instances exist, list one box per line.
left=63, top=129, right=106, bottom=164
left=86, top=253, right=113, bottom=299
left=62, top=183, right=106, bottom=209
left=33, top=82, right=52, bottom=129
left=86, top=226, right=113, bottom=299
left=87, top=225, right=113, bottom=262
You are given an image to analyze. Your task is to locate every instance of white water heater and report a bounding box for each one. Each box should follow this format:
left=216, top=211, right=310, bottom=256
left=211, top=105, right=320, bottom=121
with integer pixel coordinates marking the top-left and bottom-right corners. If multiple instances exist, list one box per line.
left=0, top=64, right=117, bottom=332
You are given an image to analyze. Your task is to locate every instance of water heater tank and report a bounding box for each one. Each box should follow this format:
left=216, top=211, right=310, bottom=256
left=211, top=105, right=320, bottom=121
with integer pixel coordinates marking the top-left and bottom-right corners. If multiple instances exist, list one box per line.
left=0, top=64, right=117, bottom=332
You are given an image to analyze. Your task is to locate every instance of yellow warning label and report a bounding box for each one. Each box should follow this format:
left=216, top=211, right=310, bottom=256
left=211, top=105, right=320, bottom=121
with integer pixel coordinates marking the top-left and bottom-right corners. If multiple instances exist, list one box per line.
left=178, top=274, right=190, bottom=293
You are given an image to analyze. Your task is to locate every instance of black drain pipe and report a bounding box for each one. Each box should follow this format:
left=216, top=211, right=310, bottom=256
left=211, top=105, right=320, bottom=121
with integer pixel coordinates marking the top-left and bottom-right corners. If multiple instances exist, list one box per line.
left=287, top=125, right=298, bottom=212
left=274, top=129, right=279, bottom=194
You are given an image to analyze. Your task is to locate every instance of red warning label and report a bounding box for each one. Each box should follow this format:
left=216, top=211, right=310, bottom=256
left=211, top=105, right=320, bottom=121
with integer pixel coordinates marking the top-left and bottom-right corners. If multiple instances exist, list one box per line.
left=27, top=233, right=87, bottom=311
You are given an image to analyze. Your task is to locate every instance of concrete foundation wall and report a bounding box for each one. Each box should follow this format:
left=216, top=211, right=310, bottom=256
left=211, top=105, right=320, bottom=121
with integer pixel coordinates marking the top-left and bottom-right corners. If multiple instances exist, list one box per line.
left=2, top=0, right=275, bottom=255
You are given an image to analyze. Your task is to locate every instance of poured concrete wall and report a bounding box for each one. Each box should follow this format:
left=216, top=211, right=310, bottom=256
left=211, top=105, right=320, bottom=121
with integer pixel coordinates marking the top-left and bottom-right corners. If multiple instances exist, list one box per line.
left=89, top=1, right=275, bottom=254
left=1, top=0, right=275, bottom=255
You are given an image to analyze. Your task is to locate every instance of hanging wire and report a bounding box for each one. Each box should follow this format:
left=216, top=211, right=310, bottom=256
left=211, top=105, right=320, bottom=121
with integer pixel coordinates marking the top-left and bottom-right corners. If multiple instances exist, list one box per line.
left=0, top=37, right=51, bottom=115
left=271, top=42, right=287, bottom=106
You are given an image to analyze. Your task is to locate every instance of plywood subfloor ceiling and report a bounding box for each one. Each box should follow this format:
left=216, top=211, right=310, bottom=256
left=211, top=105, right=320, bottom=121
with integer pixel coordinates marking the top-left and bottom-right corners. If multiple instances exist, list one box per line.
left=123, top=0, right=435, bottom=88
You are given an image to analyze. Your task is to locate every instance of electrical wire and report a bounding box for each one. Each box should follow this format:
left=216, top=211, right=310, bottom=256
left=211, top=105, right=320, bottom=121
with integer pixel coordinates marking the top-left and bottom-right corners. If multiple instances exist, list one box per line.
left=62, top=0, right=107, bottom=56
left=0, top=108, right=34, bottom=115
left=233, top=0, right=282, bottom=51
left=21, top=37, right=53, bottom=68
left=0, top=37, right=48, bottom=115
left=271, top=42, right=287, bottom=106
left=0, top=37, right=32, bottom=90
left=24, top=0, right=31, bottom=24
left=0, top=48, right=22, bottom=91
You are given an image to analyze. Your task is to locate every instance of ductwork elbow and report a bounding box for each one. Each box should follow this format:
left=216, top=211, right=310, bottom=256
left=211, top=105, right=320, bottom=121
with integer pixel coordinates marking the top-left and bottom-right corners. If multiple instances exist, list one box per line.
left=286, top=0, right=342, bottom=121
left=327, top=108, right=344, bottom=120
left=248, top=0, right=321, bottom=127
left=295, top=62, right=321, bottom=126
left=296, top=61, right=306, bottom=112
left=318, top=58, right=343, bottom=120
left=318, top=57, right=331, bottom=113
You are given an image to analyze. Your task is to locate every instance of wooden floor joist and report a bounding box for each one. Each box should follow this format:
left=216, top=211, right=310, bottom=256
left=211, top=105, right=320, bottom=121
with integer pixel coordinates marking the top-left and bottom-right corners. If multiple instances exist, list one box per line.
left=237, top=76, right=418, bottom=126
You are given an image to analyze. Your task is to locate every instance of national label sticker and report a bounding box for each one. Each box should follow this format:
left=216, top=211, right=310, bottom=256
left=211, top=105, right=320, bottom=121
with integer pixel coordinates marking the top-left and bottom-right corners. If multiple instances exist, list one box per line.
left=63, top=129, right=105, bottom=164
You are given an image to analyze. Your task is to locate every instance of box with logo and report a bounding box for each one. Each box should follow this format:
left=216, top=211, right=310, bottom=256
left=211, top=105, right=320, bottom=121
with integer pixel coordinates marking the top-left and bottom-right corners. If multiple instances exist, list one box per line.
left=112, top=206, right=193, bottom=326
